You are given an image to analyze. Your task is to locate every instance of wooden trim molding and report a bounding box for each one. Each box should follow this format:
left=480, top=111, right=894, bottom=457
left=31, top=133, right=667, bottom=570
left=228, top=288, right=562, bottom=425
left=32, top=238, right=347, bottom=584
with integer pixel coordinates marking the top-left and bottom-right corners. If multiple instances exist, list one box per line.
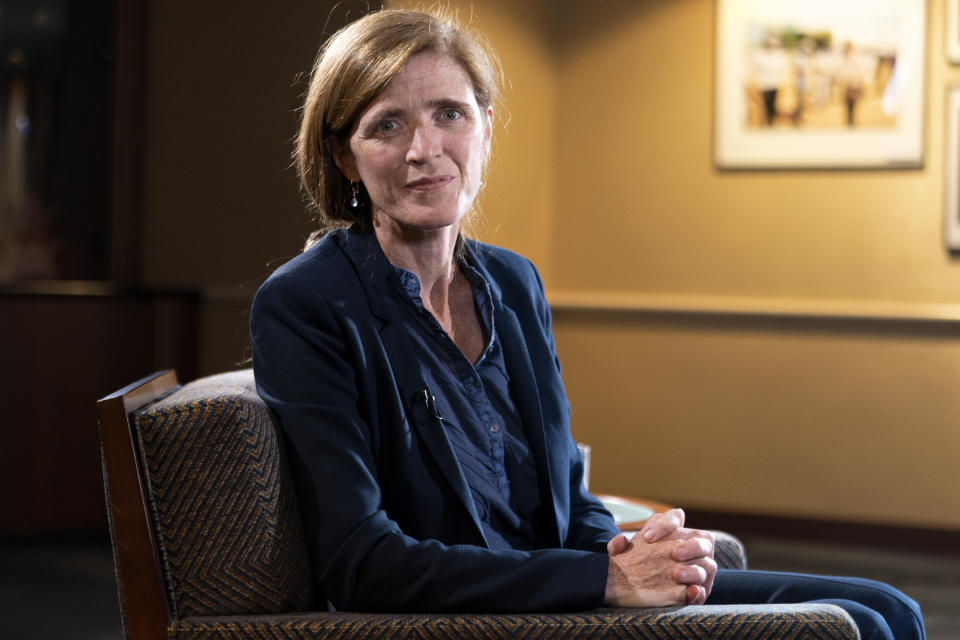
left=548, top=290, right=960, bottom=326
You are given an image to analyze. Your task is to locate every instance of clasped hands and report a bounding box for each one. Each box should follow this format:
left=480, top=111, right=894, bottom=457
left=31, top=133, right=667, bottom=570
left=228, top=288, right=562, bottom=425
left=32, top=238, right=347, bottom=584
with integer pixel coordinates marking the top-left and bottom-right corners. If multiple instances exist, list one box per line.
left=603, top=508, right=717, bottom=608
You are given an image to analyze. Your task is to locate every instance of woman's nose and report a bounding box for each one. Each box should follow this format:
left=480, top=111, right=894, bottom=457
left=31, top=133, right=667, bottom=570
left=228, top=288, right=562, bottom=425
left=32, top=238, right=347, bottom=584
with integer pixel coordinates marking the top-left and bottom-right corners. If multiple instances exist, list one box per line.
left=405, top=124, right=442, bottom=163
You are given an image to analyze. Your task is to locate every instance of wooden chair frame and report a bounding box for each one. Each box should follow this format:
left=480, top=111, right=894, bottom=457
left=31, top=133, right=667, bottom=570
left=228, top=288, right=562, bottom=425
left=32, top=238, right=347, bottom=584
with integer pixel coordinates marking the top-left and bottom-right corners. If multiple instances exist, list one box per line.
left=98, top=370, right=180, bottom=640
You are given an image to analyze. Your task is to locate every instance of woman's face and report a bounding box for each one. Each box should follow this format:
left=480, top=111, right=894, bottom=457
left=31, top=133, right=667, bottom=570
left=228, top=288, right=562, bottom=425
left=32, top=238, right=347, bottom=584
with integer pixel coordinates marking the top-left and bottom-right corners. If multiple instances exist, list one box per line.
left=334, top=51, right=493, bottom=235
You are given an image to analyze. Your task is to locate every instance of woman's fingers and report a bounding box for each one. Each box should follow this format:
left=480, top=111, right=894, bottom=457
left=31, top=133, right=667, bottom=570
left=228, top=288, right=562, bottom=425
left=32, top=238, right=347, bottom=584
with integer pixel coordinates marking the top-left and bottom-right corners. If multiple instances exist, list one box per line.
left=641, top=508, right=686, bottom=542
left=673, top=562, right=707, bottom=585
left=673, top=555, right=718, bottom=601
left=686, top=584, right=707, bottom=605
left=605, top=519, right=718, bottom=608
left=604, top=533, right=696, bottom=608
left=607, top=533, right=630, bottom=556
left=671, top=530, right=715, bottom=562
left=700, top=555, right=717, bottom=600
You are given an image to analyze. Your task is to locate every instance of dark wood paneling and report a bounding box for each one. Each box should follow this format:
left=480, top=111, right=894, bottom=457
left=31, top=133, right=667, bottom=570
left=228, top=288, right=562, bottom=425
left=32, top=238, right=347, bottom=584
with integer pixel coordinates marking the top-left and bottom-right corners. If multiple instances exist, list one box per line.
left=0, top=287, right=198, bottom=534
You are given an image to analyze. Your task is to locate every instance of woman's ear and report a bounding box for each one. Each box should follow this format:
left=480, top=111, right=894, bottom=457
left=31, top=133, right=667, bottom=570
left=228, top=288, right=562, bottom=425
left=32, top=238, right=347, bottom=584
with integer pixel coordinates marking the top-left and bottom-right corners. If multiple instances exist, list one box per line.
left=483, top=106, right=494, bottom=156
left=326, top=136, right=360, bottom=181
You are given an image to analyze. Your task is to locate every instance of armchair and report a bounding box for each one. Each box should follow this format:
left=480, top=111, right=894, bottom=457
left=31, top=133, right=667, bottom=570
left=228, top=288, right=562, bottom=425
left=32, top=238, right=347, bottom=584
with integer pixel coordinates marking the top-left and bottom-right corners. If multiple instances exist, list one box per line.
left=97, top=369, right=860, bottom=639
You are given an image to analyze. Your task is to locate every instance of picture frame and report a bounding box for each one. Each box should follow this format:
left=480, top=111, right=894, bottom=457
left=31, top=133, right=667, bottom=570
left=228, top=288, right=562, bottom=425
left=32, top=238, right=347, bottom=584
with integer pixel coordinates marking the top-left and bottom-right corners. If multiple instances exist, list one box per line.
left=714, top=0, right=926, bottom=169
left=945, top=87, right=960, bottom=250
left=948, top=0, right=960, bottom=64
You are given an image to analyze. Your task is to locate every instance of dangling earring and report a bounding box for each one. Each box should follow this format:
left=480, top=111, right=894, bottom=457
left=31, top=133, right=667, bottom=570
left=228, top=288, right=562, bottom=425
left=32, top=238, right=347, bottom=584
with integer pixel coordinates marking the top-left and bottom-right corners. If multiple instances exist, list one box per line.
left=350, top=181, right=359, bottom=208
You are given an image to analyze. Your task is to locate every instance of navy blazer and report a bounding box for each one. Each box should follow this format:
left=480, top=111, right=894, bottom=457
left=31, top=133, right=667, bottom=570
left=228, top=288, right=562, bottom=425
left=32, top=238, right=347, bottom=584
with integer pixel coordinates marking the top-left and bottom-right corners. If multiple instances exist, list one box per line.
left=250, top=228, right=619, bottom=612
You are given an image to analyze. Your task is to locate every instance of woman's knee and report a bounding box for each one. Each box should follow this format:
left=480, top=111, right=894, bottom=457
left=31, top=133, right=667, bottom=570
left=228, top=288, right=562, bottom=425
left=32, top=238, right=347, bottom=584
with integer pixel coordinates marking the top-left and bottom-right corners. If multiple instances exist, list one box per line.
left=838, top=579, right=925, bottom=640
left=817, top=599, right=892, bottom=640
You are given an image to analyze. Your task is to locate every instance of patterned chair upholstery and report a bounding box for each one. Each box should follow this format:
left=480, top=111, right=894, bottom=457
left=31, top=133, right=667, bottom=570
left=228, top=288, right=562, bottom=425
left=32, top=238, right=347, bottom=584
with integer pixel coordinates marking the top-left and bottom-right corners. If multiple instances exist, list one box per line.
left=98, top=369, right=860, bottom=640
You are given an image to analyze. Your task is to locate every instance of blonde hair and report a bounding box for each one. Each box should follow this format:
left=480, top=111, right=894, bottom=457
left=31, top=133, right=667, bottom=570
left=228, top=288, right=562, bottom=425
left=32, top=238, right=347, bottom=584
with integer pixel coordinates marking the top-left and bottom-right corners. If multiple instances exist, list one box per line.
left=296, top=8, right=502, bottom=247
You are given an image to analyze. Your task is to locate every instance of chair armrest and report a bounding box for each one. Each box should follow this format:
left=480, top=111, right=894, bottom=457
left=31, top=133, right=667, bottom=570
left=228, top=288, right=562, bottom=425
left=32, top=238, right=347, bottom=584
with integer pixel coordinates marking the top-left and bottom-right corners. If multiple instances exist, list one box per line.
left=170, top=603, right=859, bottom=639
left=712, top=530, right=748, bottom=570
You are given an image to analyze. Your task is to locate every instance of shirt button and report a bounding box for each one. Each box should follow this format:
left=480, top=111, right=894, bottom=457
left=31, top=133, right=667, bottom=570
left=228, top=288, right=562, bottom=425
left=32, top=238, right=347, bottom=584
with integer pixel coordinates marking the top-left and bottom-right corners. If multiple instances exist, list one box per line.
left=489, top=423, right=500, bottom=433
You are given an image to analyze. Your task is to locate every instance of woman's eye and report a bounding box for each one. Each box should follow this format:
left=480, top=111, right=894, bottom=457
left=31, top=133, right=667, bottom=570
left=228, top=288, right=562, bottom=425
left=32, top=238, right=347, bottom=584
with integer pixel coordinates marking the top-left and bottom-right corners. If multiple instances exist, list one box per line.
left=377, top=121, right=397, bottom=132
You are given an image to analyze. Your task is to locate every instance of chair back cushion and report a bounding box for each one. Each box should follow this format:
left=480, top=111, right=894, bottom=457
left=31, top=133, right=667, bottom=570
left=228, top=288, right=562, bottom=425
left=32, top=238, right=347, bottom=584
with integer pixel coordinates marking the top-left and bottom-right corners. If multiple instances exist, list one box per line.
left=133, top=369, right=313, bottom=618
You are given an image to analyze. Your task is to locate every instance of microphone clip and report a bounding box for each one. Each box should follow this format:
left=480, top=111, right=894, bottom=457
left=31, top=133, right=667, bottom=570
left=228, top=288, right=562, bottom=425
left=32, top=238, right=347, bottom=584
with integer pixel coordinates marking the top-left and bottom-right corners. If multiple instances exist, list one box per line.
left=413, top=388, right=444, bottom=423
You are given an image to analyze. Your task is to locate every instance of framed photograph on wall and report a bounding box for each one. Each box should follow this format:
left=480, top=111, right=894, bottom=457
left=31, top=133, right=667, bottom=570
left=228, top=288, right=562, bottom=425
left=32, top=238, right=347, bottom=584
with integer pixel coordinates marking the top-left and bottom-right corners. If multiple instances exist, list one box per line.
left=715, top=0, right=926, bottom=169
left=948, top=0, right=960, bottom=63
left=945, top=87, right=960, bottom=250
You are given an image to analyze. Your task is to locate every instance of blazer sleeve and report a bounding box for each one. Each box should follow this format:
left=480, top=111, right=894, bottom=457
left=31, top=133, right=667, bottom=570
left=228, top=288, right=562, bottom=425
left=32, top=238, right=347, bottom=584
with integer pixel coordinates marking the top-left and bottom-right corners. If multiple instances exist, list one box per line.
left=566, top=441, right=622, bottom=551
left=250, top=270, right=610, bottom=613
left=525, top=260, right=621, bottom=552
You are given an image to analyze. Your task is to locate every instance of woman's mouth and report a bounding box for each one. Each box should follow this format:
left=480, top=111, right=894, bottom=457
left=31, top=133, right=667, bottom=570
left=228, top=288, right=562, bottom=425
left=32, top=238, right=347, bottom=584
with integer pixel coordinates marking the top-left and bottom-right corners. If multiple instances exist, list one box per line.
left=406, top=176, right=454, bottom=191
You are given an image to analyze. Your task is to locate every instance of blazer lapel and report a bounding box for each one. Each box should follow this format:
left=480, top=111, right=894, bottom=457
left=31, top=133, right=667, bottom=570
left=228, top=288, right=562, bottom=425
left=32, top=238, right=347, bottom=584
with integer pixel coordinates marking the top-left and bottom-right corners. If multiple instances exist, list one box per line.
left=336, top=229, right=489, bottom=546
left=384, top=320, right=489, bottom=546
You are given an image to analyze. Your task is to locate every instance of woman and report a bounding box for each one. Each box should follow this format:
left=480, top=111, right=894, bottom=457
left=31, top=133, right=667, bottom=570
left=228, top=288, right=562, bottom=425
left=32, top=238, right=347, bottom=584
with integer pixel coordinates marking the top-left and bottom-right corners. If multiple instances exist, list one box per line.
left=250, top=9, right=924, bottom=638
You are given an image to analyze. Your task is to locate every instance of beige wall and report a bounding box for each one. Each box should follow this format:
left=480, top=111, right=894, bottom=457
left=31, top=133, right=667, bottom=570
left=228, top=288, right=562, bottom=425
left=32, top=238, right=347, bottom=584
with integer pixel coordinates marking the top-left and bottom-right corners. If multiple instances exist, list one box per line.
left=552, top=0, right=957, bottom=302
left=548, top=0, right=960, bottom=529
left=457, top=0, right=960, bottom=529
left=142, top=0, right=960, bottom=529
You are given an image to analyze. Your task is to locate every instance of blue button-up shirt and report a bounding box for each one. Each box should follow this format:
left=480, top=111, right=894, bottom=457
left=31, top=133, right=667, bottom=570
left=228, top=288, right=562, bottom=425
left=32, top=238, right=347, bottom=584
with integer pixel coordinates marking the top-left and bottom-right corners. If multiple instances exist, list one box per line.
left=392, top=261, right=541, bottom=550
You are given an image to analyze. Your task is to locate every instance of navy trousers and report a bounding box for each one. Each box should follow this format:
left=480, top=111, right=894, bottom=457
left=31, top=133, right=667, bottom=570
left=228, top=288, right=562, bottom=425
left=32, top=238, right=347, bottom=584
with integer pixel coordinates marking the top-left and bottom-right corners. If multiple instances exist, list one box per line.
left=708, top=569, right=925, bottom=640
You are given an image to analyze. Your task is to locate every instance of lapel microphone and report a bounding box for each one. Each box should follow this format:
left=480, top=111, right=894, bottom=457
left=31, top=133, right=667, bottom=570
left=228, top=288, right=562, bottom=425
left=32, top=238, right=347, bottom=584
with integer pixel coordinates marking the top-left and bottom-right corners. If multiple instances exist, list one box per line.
left=413, top=389, right=444, bottom=422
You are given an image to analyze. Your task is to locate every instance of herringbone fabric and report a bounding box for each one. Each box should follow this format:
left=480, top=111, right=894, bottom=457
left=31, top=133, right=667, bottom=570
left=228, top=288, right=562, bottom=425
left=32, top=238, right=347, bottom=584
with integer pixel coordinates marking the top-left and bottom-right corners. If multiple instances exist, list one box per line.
left=713, top=531, right=748, bottom=570
left=134, top=370, right=313, bottom=618
left=169, top=605, right=859, bottom=640
left=128, top=369, right=858, bottom=639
